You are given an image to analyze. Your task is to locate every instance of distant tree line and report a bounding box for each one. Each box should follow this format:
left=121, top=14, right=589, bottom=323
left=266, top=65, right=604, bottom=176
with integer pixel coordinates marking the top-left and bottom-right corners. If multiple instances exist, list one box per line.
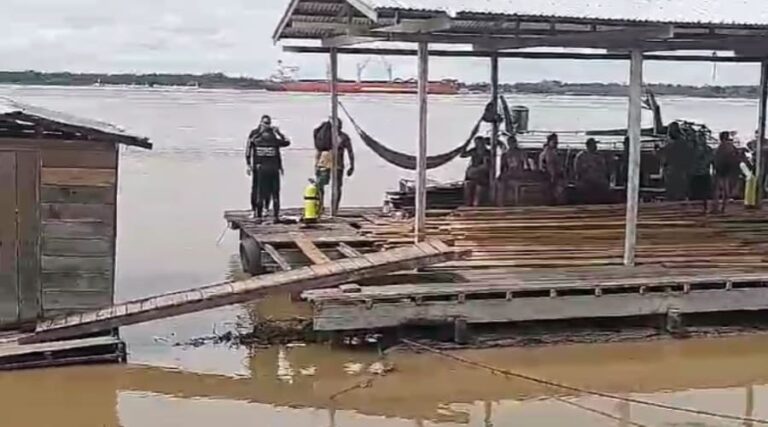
left=465, top=80, right=760, bottom=99
left=0, top=71, right=762, bottom=99
left=0, top=71, right=270, bottom=90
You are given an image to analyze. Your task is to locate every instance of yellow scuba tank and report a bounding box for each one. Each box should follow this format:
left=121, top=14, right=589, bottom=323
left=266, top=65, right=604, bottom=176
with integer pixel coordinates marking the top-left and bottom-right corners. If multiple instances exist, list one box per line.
left=745, top=175, right=758, bottom=208
left=303, top=179, right=320, bottom=223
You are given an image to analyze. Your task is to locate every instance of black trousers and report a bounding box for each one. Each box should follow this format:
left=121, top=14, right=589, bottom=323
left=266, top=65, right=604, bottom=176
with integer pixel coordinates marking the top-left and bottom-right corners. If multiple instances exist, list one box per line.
left=251, top=167, right=281, bottom=218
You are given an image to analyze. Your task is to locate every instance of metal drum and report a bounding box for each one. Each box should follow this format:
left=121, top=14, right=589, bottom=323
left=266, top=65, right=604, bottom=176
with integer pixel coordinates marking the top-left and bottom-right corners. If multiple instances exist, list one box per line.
left=512, top=106, right=530, bottom=132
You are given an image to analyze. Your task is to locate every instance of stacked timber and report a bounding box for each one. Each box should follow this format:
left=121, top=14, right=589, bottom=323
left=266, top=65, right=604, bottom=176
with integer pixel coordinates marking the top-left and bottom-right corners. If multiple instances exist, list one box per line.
left=360, top=203, right=768, bottom=269
left=385, top=180, right=465, bottom=211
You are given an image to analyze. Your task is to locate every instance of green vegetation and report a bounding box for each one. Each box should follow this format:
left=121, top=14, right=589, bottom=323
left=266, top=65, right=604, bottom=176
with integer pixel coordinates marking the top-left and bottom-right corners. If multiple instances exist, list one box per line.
left=0, top=71, right=761, bottom=99
left=0, top=71, right=269, bottom=89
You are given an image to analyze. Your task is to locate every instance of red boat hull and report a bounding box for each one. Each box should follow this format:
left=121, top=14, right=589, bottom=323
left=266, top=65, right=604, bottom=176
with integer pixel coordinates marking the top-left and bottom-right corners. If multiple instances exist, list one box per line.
left=266, top=80, right=459, bottom=95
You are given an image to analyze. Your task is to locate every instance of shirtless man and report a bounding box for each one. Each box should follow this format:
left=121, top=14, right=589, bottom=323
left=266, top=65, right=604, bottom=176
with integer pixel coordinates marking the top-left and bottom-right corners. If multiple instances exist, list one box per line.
left=713, top=131, right=742, bottom=213
left=574, top=138, right=610, bottom=204
left=538, top=133, right=565, bottom=204
left=497, top=135, right=528, bottom=206
left=462, top=136, right=491, bottom=206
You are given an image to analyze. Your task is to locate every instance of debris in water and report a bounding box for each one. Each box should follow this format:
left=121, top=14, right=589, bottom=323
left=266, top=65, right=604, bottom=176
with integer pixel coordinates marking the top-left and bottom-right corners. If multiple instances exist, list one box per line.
left=299, top=366, right=317, bottom=376
left=367, top=361, right=395, bottom=375
left=343, top=362, right=364, bottom=375
left=286, top=342, right=306, bottom=348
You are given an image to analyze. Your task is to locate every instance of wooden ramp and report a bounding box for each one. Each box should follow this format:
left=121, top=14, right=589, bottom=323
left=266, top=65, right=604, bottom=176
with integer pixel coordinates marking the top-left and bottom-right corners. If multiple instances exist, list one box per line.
left=22, top=241, right=467, bottom=344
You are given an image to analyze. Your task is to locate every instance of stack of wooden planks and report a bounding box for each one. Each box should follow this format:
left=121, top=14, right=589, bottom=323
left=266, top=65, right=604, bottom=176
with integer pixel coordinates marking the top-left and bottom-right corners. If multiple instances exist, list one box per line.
left=359, top=202, right=768, bottom=269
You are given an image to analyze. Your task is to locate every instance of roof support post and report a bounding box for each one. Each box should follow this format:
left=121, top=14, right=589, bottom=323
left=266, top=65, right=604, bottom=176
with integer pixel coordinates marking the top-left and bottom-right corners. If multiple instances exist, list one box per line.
left=330, top=47, right=340, bottom=217
left=755, top=59, right=768, bottom=207
left=623, top=49, right=644, bottom=266
left=489, top=53, right=500, bottom=204
left=415, top=41, right=429, bottom=242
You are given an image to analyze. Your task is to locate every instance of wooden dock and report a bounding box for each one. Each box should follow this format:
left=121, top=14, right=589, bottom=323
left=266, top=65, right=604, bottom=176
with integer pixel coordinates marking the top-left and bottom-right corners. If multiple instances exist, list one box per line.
left=303, top=266, right=768, bottom=331
left=0, top=332, right=124, bottom=370
left=21, top=240, right=467, bottom=344
left=225, top=209, right=382, bottom=274
left=221, top=204, right=768, bottom=336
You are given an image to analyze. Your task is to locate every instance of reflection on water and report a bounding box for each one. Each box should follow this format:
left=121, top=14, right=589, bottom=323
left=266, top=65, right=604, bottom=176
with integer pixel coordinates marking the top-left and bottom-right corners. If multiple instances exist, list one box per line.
left=1, top=86, right=768, bottom=425
left=3, top=335, right=768, bottom=426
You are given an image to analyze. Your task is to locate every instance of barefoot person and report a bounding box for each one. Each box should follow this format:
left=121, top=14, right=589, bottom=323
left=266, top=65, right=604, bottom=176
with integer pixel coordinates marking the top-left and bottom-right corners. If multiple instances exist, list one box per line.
left=539, top=133, right=565, bottom=204
left=313, top=119, right=355, bottom=214
left=688, top=131, right=713, bottom=213
left=497, top=135, right=528, bottom=206
left=713, top=131, right=742, bottom=213
left=574, top=138, right=610, bottom=204
left=246, top=115, right=290, bottom=221
left=462, top=136, right=491, bottom=206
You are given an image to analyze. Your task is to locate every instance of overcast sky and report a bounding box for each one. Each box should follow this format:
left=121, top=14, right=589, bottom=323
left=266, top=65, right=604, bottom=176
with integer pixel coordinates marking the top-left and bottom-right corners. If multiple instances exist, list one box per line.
left=0, top=0, right=762, bottom=85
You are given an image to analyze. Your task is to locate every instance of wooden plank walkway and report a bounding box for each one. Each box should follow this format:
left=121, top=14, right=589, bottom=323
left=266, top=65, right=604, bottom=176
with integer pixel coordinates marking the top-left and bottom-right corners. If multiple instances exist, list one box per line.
left=303, top=266, right=768, bottom=331
left=293, top=234, right=332, bottom=264
left=22, top=241, right=468, bottom=344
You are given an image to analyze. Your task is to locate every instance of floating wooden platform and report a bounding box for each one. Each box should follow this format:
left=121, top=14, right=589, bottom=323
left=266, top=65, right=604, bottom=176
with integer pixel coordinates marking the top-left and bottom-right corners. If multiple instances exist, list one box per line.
left=0, top=331, right=124, bottom=370
left=225, top=208, right=385, bottom=274
left=225, top=203, right=768, bottom=336
left=22, top=240, right=467, bottom=344
left=303, top=266, right=768, bottom=331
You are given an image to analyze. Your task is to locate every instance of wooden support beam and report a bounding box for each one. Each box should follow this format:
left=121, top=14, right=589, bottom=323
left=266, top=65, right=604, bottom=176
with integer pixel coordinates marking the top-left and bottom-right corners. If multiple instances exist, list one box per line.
left=283, top=45, right=768, bottom=63
left=294, top=234, right=332, bottom=264
left=757, top=59, right=768, bottom=206
left=623, top=49, right=644, bottom=267
left=322, top=35, right=383, bottom=48
left=372, top=16, right=452, bottom=34
left=337, top=242, right=362, bottom=258
left=415, top=41, right=429, bottom=243
left=330, top=48, right=340, bottom=217
left=476, top=26, right=674, bottom=51
left=489, top=53, right=500, bottom=203
left=345, top=0, right=378, bottom=21
left=263, top=244, right=292, bottom=271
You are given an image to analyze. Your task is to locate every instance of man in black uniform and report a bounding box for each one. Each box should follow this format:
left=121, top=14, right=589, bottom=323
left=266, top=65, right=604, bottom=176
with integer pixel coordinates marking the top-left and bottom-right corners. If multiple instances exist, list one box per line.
left=246, top=115, right=290, bottom=221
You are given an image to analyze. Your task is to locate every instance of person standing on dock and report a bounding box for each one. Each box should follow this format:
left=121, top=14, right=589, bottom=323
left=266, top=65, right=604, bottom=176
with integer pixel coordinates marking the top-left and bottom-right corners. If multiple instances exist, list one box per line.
left=713, top=131, right=742, bottom=213
left=497, top=134, right=528, bottom=206
left=462, top=136, right=492, bottom=206
left=574, top=138, right=610, bottom=204
left=539, top=133, right=565, bottom=204
left=246, top=115, right=290, bottom=221
left=687, top=130, right=714, bottom=213
left=314, top=118, right=355, bottom=214
left=659, top=122, right=692, bottom=201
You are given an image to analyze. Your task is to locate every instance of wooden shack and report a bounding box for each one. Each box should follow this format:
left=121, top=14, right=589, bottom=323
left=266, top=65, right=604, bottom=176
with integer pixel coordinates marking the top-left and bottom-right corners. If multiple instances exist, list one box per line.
left=0, top=97, right=151, bottom=330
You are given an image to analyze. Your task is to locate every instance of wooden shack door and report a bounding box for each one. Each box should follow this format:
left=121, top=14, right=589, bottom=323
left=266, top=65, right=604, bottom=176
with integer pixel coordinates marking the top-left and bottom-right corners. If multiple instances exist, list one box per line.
left=0, top=151, right=40, bottom=326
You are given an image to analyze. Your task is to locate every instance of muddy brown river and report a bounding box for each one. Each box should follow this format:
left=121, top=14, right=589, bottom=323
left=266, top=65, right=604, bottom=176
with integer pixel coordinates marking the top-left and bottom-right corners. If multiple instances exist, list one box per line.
left=1, top=85, right=768, bottom=426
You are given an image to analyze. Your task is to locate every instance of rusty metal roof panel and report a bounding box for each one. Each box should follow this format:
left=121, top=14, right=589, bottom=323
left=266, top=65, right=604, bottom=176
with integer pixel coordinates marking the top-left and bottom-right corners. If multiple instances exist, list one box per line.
left=0, top=97, right=152, bottom=149
left=363, top=0, right=768, bottom=26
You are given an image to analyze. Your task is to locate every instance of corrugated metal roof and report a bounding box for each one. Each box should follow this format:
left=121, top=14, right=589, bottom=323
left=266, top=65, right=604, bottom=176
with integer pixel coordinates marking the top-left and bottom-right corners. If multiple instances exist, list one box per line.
left=362, top=0, right=768, bottom=26
left=0, top=97, right=151, bottom=149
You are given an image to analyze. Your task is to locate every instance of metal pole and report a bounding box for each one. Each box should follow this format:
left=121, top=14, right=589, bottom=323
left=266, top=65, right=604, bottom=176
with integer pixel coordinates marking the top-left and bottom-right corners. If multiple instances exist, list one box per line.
left=756, top=60, right=768, bottom=207
left=623, top=49, right=643, bottom=266
left=745, top=385, right=755, bottom=427
left=329, top=48, right=340, bottom=217
left=489, top=53, right=500, bottom=204
left=415, top=42, right=429, bottom=242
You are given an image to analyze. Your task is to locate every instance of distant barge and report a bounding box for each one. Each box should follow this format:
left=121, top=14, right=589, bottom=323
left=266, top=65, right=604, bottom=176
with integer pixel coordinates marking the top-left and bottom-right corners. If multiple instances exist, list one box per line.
left=264, top=79, right=460, bottom=95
